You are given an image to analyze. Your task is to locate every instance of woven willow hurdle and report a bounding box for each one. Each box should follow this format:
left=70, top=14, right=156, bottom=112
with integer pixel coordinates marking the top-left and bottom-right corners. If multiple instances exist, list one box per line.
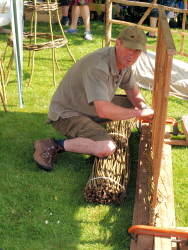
left=5, top=0, right=76, bottom=86
left=84, top=119, right=135, bottom=204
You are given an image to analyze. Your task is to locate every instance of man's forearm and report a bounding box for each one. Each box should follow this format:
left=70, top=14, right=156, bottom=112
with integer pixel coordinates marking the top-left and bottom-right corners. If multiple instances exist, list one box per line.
left=126, top=87, right=149, bottom=109
left=94, top=100, right=153, bottom=121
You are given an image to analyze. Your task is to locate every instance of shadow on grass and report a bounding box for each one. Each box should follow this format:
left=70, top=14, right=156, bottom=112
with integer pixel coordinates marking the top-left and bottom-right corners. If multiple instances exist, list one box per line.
left=0, top=111, right=138, bottom=250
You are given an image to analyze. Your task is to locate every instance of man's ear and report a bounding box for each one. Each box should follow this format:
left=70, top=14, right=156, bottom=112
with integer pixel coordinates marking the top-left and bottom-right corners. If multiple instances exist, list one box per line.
left=115, top=38, right=121, bottom=48
left=115, top=38, right=120, bottom=44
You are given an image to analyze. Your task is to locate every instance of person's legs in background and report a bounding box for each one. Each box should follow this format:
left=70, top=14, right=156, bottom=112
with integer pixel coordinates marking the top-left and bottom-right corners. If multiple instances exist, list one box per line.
left=58, top=0, right=70, bottom=26
left=147, top=0, right=174, bottom=38
left=147, top=15, right=171, bottom=37
left=80, top=5, right=92, bottom=40
left=148, top=16, right=158, bottom=37
left=66, top=5, right=80, bottom=32
left=59, top=0, right=83, bottom=27
left=64, top=0, right=92, bottom=41
left=79, top=5, right=91, bottom=32
left=146, top=7, right=158, bottom=38
left=61, top=5, right=70, bottom=26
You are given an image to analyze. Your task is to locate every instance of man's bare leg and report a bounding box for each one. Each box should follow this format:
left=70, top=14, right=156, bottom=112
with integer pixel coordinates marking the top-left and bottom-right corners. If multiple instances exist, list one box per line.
left=64, top=137, right=116, bottom=158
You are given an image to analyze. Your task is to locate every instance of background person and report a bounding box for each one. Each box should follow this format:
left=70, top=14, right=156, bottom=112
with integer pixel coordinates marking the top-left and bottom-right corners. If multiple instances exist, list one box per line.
left=58, top=0, right=83, bottom=26
left=146, top=0, right=175, bottom=38
left=33, top=26, right=154, bottom=172
left=62, top=0, right=92, bottom=41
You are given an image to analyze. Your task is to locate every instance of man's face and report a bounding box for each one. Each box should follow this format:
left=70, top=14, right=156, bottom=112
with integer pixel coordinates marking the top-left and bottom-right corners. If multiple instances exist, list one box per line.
left=115, top=39, right=142, bottom=70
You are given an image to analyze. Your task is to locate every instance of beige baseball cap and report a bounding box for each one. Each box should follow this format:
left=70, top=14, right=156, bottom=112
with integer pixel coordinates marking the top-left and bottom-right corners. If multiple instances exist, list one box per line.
left=118, top=26, right=147, bottom=53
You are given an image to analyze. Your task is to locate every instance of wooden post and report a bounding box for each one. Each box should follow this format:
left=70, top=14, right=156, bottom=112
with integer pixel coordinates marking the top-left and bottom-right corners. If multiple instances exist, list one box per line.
left=151, top=6, right=176, bottom=209
left=181, top=115, right=188, bottom=141
left=180, top=0, right=187, bottom=53
left=106, top=0, right=112, bottom=47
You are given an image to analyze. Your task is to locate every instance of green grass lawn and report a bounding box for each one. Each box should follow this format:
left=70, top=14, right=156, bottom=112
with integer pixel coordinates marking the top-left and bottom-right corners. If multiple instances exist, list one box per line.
left=0, top=20, right=188, bottom=250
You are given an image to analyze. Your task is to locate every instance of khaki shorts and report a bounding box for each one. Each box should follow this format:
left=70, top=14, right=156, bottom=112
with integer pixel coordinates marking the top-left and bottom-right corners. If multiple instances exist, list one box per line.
left=50, top=95, right=134, bottom=141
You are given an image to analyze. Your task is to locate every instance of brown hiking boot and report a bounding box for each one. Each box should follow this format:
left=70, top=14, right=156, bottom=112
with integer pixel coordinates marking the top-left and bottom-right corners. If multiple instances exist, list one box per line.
left=33, top=138, right=63, bottom=171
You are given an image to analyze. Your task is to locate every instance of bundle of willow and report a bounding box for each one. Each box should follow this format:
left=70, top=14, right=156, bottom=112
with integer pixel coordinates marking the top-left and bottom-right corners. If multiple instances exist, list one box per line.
left=84, top=119, right=135, bottom=204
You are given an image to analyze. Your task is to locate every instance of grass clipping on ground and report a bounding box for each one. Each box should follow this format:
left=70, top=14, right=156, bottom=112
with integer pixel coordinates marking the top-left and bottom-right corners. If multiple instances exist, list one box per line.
left=84, top=119, right=135, bottom=204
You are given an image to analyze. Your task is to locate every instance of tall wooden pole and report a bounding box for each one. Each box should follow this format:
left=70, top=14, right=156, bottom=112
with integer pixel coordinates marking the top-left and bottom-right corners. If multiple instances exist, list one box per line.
left=105, top=0, right=112, bottom=47
left=151, top=6, right=176, bottom=208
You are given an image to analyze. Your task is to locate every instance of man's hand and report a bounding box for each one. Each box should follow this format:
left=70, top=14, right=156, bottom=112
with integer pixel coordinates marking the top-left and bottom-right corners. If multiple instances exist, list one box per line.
left=139, top=107, right=154, bottom=122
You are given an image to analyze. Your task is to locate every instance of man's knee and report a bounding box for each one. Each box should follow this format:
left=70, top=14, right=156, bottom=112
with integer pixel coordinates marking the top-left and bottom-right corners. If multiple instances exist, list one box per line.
left=95, top=140, right=116, bottom=158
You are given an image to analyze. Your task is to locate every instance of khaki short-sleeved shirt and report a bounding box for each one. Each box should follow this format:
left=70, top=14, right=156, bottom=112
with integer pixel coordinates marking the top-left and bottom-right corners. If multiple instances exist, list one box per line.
left=48, top=47, right=135, bottom=121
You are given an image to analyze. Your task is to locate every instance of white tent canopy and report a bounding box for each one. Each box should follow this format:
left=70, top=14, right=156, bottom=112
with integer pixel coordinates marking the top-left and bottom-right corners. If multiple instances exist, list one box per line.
left=0, top=0, right=11, bottom=26
left=132, top=50, right=188, bottom=101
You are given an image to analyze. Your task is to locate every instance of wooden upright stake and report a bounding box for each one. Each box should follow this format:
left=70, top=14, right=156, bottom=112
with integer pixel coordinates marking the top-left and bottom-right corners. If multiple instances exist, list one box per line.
left=181, top=115, right=188, bottom=142
left=151, top=6, right=176, bottom=209
left=105, top=0, right=112, bottom=47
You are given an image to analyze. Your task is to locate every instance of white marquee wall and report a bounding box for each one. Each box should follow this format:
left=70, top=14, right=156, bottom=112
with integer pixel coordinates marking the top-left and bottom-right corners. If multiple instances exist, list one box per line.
left=0, top=0, right=11, bottom=26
